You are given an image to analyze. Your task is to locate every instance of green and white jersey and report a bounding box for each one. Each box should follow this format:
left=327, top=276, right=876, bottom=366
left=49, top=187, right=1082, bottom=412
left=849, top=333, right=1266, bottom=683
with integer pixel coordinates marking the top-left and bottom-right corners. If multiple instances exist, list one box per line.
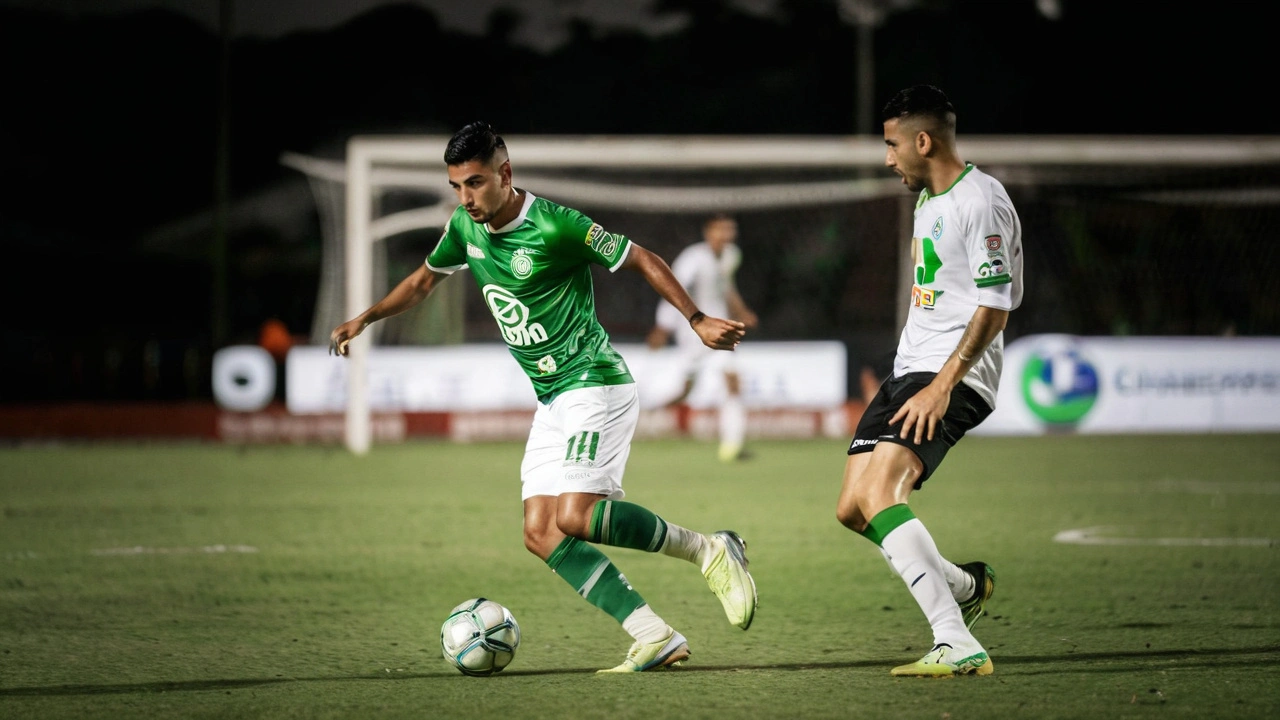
left=426, top=190, right=635, bottom=403
left=893, top=164, right=1023, bottom=409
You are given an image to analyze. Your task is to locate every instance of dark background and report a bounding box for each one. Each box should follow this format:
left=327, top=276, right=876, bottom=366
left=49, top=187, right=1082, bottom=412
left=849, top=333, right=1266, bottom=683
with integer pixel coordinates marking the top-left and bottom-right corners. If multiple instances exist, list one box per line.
left=1, top=0, right=1274, bottom=404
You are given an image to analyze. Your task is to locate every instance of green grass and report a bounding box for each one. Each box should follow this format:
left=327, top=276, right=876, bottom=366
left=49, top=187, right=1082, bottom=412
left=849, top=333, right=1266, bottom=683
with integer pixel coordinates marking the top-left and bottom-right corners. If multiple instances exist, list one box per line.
left=1, top=435, right=1278, bottom=719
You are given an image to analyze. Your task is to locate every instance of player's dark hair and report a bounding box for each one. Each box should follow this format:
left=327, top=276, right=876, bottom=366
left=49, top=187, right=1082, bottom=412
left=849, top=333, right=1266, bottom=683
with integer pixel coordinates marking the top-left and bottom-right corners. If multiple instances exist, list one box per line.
left=881, top=84, right=956, bottom=129
left=444, top=121, right=506, bottom=165
left=704, top=212, right=735, bottom=227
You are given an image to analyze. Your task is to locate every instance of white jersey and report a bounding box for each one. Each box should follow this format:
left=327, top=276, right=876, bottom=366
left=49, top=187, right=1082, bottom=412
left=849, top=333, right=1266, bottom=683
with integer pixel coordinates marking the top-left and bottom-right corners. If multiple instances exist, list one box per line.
left=893, top=164, right=1023, bottom=409
left=655, top=241, right=742, bottom=349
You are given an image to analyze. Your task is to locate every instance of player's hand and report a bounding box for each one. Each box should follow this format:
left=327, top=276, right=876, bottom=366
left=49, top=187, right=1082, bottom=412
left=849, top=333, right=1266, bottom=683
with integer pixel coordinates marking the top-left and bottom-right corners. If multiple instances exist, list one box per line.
left=889, top=382, right=950, bottom=445
left=693, top=315, right=746, bottom=351
left=328, top=320, right=368, bottom=357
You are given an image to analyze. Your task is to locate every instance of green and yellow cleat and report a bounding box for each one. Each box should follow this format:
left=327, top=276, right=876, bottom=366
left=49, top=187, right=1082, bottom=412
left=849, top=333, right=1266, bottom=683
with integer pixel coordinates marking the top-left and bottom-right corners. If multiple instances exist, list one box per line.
left=890, top=643, right=994, bottom=677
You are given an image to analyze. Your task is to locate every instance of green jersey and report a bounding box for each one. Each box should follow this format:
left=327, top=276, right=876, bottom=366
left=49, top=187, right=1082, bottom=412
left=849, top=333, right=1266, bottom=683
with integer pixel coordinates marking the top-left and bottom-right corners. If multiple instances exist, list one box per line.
left=426, top=190, right=635, bottom=403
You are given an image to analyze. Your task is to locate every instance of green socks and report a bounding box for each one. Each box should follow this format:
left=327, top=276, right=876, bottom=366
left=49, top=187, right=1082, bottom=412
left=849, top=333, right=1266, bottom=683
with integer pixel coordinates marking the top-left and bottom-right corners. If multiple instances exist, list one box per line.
left=546, top=536, right=646, bottom=623
left=587, top=500, right=668, bottom=552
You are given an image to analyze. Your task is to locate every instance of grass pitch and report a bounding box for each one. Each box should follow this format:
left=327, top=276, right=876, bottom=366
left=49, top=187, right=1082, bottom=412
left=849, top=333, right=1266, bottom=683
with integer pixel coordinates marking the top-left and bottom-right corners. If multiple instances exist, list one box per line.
left=1, top=434, right=1278, bottom=719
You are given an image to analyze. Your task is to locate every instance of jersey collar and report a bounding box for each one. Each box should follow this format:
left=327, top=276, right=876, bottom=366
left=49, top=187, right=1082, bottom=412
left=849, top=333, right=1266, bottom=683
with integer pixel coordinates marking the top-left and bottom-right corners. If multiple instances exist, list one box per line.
left=923, top=163, right=975, bottom=202
left=487, top=188, right=536, bottom=234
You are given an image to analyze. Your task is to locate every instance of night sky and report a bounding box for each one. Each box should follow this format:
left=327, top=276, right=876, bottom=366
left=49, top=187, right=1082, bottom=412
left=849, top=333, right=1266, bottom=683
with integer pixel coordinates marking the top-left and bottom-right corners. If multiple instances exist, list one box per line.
left=0, top=0, right=1273, bottom=402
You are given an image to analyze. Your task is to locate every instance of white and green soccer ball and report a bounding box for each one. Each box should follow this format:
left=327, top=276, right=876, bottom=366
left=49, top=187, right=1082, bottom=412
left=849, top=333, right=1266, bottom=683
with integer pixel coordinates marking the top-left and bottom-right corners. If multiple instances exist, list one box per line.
left=440, top=598, right=520, bottom=676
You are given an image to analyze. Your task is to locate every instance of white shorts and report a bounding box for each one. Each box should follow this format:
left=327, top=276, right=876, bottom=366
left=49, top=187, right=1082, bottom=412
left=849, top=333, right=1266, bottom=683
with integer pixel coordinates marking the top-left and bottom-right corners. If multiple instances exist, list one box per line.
left=520, top=384, right=639, bottom=501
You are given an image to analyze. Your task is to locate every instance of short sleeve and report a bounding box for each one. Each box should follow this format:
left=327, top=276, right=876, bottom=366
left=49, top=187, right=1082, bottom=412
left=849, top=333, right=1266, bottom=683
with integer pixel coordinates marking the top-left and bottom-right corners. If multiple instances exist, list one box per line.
left=426, top=213, right=468, bottom=274
left=538, top=203, right=633, bottom=271
left=967, top=200, right=1016, bottom=310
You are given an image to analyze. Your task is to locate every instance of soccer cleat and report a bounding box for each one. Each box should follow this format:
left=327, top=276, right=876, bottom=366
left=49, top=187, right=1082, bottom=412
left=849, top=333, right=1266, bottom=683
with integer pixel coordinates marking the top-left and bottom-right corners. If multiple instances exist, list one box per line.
left=717, top=443, right=745, bottom=463
left=702, top=530, right=758, bottom=630
left=890, top=643, right=994, bottom=677
left=957, top=561, right=996, bottom=630
left=596, top=630, right=690, bottom=673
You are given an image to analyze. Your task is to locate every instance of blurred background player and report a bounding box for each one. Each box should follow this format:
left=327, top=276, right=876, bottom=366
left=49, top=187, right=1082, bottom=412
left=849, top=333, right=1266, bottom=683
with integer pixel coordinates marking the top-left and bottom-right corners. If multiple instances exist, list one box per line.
left=646, top=213, right=759, bottom=462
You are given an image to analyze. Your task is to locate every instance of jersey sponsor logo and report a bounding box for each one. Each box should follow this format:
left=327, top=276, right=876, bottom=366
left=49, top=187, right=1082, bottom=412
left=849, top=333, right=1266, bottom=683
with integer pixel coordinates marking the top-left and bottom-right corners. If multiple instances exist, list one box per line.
left=977, top=258, right=1007, bottom=278
left=466, top=243, right=485, bottom=259
left=585, top=223, right=605, bottom=247
left=585, top=223, right=620, bottom=256
left=912, top=284, right=942, bottom=310
left=985, top=235, right=1003, bottom=252
left=510, top=248, right=534, bottom=278
left=481, top=284, right=549, bottom=347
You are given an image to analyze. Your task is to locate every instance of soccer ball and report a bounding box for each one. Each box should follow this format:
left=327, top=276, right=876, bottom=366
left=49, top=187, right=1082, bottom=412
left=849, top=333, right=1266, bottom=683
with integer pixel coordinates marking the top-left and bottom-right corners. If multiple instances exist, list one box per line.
left=440, top=598, right=520, bottom=676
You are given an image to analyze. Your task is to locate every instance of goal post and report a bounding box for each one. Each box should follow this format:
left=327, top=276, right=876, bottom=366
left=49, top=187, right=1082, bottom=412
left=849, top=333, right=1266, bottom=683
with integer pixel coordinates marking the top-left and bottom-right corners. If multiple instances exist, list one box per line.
left=318, top=134, right=1280, bottom=454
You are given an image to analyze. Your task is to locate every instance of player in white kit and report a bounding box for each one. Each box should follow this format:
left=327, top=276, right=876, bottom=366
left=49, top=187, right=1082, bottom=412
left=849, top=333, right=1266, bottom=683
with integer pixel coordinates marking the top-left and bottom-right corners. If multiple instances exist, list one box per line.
left=834, top=85, right=1023, bottom=677
left=647, top=214, right=758, bottom=462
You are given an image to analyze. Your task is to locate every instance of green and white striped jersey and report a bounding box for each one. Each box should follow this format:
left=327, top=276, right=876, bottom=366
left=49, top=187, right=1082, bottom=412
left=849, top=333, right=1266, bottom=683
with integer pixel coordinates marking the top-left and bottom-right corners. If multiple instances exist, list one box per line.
left=426, top=190, right=635, bottom=403
left=894, top=164, right=1024, bottom=408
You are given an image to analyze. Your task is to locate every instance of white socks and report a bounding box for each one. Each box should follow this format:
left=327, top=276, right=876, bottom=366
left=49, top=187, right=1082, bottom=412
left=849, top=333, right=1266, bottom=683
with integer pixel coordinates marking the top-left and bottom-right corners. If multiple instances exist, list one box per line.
left=719, top=395, right=746, bottom=458
left=660, top=522, right=710, bottom=568
left=880, top=518, right=977, bottom=650
left=943, top=559, right=976, bottom=602
left=622, top=604, right=672, bottom=644
left=880, top=546, right=974, bottom=602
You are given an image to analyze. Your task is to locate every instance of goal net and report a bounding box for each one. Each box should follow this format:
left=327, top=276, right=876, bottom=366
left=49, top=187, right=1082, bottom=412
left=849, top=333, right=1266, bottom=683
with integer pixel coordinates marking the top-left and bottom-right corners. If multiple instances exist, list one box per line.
left=285, top=135, right=1280, bottom=453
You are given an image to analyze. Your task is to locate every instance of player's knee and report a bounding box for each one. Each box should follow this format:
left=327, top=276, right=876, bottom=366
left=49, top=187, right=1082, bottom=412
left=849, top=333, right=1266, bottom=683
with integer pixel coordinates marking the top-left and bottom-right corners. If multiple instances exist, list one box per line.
left=835, top=502, right=866, bottom=533
left=553, top=513, right=591, bottom=541
left=521, top=524, right=561, bottom=560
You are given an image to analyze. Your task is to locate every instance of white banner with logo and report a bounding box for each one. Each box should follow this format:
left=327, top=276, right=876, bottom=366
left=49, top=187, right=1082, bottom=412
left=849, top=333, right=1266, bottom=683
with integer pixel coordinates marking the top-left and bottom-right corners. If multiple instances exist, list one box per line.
left=974, top=334, right=1280, bottom=435
left=285, top=341, right=847, bottom=413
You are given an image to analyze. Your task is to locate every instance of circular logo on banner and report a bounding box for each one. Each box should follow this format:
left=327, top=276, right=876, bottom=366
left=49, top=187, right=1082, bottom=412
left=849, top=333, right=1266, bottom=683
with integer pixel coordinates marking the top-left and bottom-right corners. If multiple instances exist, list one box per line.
left=1021, top=343, right=1099, bottom=426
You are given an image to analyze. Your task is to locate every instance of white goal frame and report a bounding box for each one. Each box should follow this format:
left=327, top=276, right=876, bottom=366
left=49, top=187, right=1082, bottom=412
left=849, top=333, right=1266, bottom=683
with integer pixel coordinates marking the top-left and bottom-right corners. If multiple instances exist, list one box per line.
left=333, top=134, right=1280, bottom=454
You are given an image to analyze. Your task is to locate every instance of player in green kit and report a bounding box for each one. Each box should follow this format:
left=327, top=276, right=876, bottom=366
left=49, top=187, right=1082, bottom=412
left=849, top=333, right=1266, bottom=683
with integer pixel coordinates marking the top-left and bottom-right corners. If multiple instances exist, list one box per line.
left=329, top=121, right=758, bottom=673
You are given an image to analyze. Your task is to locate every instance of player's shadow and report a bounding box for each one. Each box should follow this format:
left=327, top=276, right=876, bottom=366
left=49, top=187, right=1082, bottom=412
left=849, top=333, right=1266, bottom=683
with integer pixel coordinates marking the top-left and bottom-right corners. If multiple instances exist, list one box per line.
left=2, top=644, right=1276, bottom=695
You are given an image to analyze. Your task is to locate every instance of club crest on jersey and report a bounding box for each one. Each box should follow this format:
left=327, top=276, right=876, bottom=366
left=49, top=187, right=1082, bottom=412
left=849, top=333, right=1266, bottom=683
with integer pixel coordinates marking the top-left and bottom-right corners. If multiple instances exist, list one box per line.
left=932, top=217, right=944, bottom=240
left=510, top=248, right=534, bottom=278
left=912, top=284, right=943, bottom=310
left=585, top=223, right=620, bottom=256
left=482, top=283, right=548, bottom=346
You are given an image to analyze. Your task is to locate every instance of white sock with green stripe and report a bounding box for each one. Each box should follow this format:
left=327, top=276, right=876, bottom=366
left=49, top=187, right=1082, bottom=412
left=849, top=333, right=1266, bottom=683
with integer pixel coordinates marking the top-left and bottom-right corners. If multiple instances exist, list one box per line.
left=867, top=504, right=977, bottom=651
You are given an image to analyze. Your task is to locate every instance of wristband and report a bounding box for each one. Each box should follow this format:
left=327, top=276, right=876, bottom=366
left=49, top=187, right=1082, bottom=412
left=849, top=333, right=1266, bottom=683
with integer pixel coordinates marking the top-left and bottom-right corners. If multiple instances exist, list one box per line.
left=688, top=311, right=706, bottom=326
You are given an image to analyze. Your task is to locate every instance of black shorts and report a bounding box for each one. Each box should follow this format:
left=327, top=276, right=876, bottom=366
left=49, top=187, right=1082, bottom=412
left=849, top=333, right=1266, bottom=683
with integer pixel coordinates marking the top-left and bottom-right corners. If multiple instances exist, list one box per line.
left=847, top=372, right=993, bottom=487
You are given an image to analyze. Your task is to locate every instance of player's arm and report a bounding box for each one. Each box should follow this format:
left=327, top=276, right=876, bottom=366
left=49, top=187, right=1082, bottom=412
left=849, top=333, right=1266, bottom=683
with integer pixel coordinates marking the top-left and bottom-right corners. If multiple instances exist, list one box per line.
left=620, top=243, right=746, bottom=351
left=329, top=264, right=447, bottom=357
left=889, top=305, right=1007, bottom=444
